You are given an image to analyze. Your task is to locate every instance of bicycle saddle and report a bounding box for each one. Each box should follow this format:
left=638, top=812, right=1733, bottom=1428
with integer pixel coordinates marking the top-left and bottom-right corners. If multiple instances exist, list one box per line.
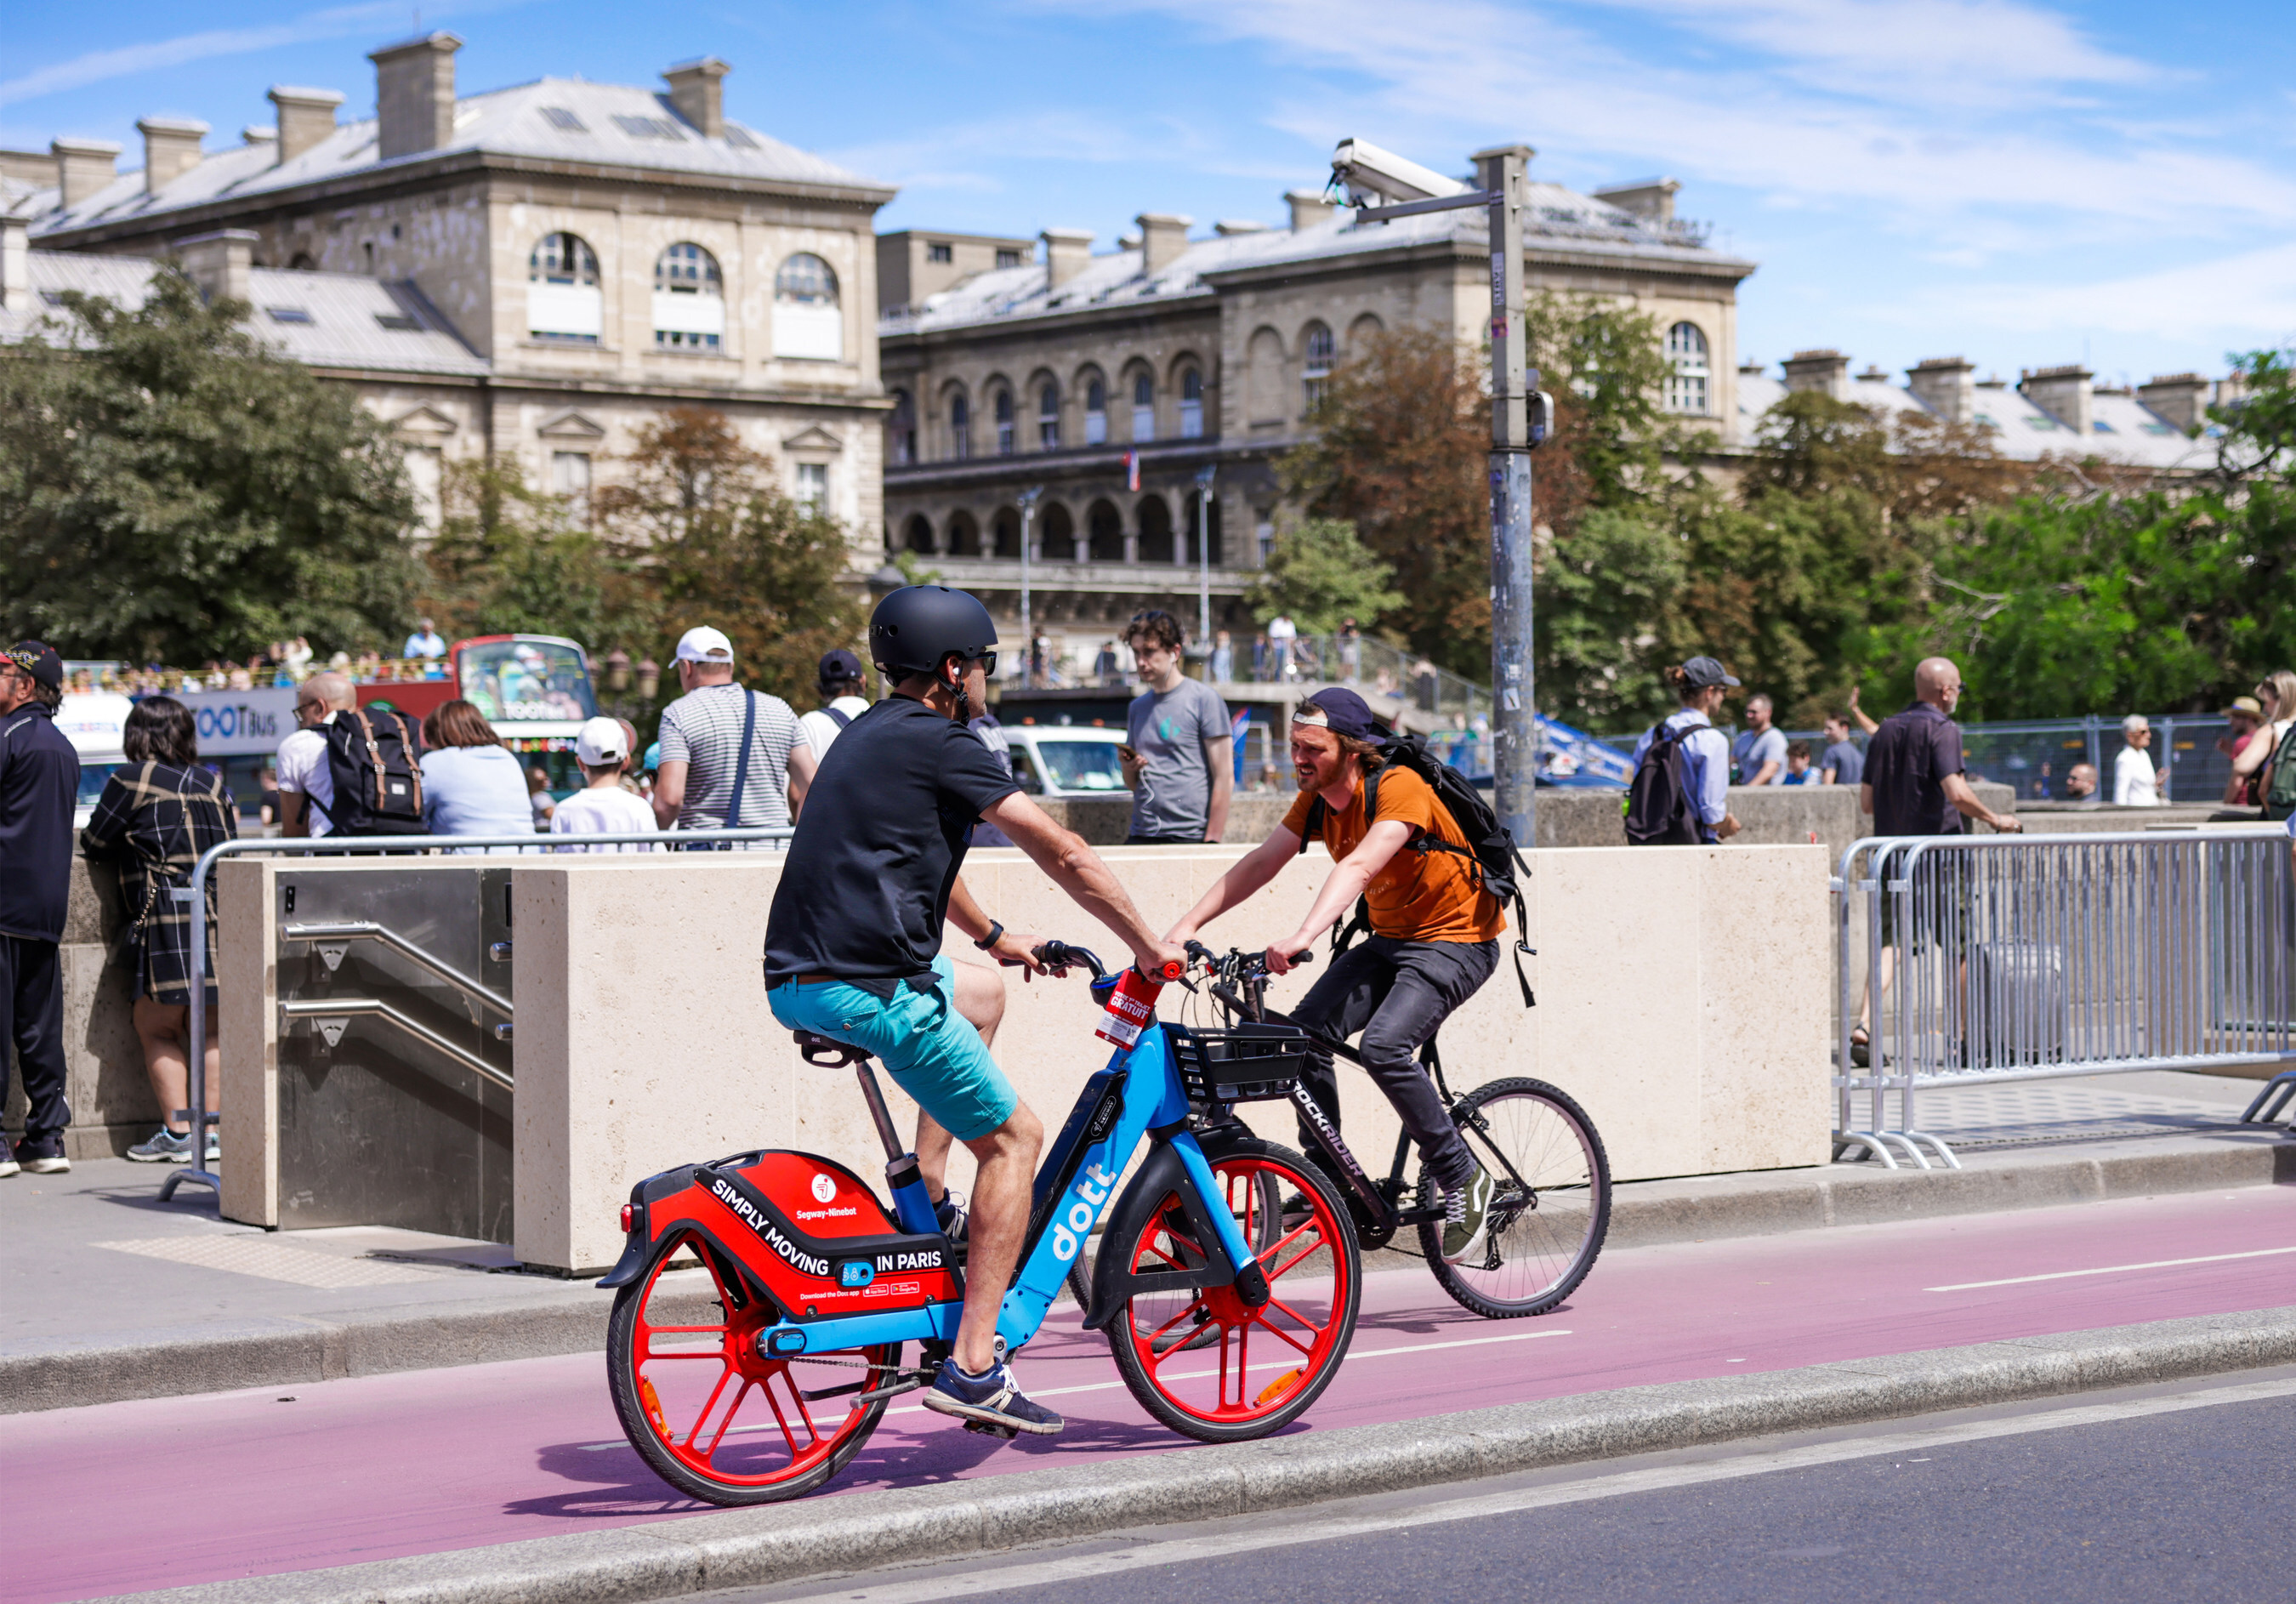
left=792, top=1030, right=872, bottom=1067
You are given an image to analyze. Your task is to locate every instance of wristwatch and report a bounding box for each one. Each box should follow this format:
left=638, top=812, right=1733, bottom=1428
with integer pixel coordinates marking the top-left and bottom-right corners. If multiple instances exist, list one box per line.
left=974, top=920, right=1005, bottom=952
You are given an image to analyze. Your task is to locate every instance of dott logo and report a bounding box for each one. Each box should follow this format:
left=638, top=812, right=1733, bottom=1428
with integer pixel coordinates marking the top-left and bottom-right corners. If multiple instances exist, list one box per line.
left=1049, top=1163, right=1118, bottom=1264
left=708, top=1176, right=831, bottom=1277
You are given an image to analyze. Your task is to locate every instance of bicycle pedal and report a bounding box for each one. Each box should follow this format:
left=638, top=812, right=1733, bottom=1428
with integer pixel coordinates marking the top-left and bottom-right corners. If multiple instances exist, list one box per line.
left=963, top=1419, right=1020, bottom=1440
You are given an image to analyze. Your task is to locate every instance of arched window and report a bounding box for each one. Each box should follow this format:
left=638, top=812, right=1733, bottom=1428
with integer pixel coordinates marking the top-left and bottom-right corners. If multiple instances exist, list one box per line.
left=992, top=508, right=1022, bottom=559
left=1084, top=375, right=1108, bottom=445
left=993, top=387, right=1015, bottom=456
left=528, top=232, right=602, bottom=344
left=1666, top=321, right=1710, bottom=414
left=904, top=513, right=935, bottom=555
left=1037, top=380, right=1060, bottom=450
left=1179, top=367, right=1204, bottom=438
left=652, top=242, right=724, bottom=350
left=946, top=510, right=980, bottom=558
left=1137, top=494, right=1174, bottom=564
left=947, top=390, right=971, bottom=460
left=1131, top=370, right=1155, bottom=443
left=1301, top=321, right=1335, bottom=412
left=1041, top=501, right=1076, bottom=561
left=888, top=388, right=916, bottom=465
left=1087, top=498, right=1124, bottom=563
left=773, top=252, right=842, bottom=360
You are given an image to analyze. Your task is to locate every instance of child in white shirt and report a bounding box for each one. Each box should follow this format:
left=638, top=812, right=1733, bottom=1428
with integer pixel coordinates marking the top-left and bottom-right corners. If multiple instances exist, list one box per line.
left=551, top=718, right=658, bottom=851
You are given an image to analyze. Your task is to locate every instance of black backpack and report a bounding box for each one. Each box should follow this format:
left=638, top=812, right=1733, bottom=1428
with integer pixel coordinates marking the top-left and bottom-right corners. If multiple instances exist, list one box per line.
left=1299, top=733, right=1536, bottom=1006
left=311, top=706, right=427, bottom=836
left=1623, top=720, right=1703, bottom=845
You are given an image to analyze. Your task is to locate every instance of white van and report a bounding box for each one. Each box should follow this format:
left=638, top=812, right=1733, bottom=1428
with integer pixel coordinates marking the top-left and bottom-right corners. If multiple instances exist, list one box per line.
left=54, top=692, right=135, bottom=828
left=1001, top=725, right=1130, bottom=798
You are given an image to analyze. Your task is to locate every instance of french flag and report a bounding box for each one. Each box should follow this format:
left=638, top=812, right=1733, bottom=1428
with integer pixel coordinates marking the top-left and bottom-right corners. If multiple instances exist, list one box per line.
left=1122, top=451, right=1140, bottom=492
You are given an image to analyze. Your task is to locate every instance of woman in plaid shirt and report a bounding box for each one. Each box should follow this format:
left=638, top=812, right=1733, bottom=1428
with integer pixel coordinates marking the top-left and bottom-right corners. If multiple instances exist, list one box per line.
left=80, top=697, right=238, bottom=1164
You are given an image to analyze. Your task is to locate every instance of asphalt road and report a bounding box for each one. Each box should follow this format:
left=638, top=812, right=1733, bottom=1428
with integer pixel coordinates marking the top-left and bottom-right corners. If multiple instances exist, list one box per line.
left=710, top=1369, right=2296, bottom=1604
left=9, top=1186, right=2292, bottom=1601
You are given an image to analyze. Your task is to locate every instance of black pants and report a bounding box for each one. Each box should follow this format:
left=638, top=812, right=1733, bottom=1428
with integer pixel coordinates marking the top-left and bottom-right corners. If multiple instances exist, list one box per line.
left=2, top=935, right=72, bottom=1158
left=1287, top=936, right=1497, bottom=1192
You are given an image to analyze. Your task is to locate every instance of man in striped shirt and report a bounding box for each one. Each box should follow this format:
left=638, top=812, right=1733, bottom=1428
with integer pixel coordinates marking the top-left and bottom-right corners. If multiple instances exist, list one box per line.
left=650, top=627, right=816, bottom=838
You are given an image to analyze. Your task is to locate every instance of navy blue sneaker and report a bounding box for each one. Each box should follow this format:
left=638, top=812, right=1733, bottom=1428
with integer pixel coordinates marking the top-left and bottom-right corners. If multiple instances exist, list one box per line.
left=918, top=1357, right=1063, bottom=1436
left=934, top=1189, right=968, bottom=1243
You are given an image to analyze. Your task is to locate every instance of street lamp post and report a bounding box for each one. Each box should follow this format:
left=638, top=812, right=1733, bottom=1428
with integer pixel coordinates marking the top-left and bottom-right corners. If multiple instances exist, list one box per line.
left=1332, top=138, right=1550, bottom=848
left=1193, top=463, right=1215, bottom=653
left=1016, top=485, right=1042, bottom=685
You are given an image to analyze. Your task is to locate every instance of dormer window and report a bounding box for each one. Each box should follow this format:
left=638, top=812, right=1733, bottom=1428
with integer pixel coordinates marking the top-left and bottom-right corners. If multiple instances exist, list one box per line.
left=528, top=232, right=602, bottom=344
left=996, top=248, right=1021, bottom=269
left=653, top=242, right=724, bottom=350
left=539, top=106, right=588, bottom=133
left=928, top=242, right=953, bottom=264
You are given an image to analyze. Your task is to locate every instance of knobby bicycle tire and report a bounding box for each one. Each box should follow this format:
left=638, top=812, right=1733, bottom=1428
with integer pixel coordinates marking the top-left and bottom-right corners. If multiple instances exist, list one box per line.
left=1416, top=1077, right=1611, bottom=1318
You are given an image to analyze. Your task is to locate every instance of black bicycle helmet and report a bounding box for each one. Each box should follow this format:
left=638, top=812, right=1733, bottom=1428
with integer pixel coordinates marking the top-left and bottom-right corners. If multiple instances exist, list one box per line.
left=869, top=584, right=998, bottom=682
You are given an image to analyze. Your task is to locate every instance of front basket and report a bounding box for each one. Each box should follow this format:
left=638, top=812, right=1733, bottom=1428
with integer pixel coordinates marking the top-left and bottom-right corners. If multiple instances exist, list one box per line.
left=1164, top=1021, right=1314, bottom=1104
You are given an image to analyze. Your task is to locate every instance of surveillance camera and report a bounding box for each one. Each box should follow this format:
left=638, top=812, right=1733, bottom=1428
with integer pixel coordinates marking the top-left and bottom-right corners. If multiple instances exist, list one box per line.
left=1329, top=139, right=1471, bottom=208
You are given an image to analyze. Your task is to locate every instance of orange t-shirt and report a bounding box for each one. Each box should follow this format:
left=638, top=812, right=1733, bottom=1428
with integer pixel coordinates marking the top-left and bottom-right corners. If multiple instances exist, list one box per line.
left=1281, top=765, right=1505, bottom=944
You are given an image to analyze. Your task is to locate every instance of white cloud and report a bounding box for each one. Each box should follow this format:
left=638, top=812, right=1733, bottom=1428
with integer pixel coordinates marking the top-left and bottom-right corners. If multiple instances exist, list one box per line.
left=1884, top=240, right=2296, bottom=344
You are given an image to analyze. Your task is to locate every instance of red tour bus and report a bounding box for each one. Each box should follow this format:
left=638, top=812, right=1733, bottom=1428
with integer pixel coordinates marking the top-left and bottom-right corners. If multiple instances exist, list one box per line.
left=359, top=634, right=601, bottom=798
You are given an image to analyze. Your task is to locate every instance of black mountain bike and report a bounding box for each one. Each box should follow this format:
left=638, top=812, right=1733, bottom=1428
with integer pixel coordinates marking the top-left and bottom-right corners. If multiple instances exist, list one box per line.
left=1070, top=943, right=1610, bottom=1321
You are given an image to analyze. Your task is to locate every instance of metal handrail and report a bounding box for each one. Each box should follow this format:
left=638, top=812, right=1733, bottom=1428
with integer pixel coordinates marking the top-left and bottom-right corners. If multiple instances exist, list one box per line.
left=159, top=826, right=794, bottom=1203
left=281, top=921, right=513, bottom=1017
left=278, top=998, right=514, bottom=1091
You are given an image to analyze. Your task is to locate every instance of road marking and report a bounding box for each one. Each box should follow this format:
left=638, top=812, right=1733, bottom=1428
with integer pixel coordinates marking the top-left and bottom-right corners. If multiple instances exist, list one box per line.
left=1927, top=1246, right=2296, bottom=1292
left=577, top=1328, right=1573, bottom=1449
left=761, top=1374, right=2296, bottom=1602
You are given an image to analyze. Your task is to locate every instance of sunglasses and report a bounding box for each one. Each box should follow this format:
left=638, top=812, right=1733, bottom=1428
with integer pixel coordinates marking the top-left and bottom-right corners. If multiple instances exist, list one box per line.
left=958, top=651, right=997, bottom=676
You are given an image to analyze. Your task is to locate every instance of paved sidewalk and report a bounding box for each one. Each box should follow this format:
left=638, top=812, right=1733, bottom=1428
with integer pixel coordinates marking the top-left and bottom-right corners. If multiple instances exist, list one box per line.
left=3, top=1071, right=2286, bottom=1413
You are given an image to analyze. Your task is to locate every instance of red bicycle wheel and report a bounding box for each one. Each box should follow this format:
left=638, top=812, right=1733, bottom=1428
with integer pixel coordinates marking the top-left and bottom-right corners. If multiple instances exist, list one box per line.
left=1103, top=1140, right=1359, bottom=1442
left=606, top=1230, right=897, bottom=1504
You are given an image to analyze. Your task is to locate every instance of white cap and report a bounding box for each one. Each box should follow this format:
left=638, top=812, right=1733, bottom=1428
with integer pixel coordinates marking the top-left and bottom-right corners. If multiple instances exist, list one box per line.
left=675, top=625, right=735, bottom=663
left=576, top=716, right=628, bottom=765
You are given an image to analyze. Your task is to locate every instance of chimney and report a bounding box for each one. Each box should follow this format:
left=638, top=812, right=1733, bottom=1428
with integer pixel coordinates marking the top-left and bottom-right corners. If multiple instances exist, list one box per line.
left=1905, top=356, right=1976, bottom=424
left=52, top=138, right=122, bottom=211
left=664, top=58, right=730, bottom=138
left=1213, top=219, right=1266, bottom=238
left=0, top=149, right=54, bottom=187
left=242, top=125, right=277, bottom=146
left=1781, top=349, right=1850, bottom=403
left=1592, top=178, right=1680, bottom=225
left=1041, top=227, right=1093, bottom=290
left=137, top=117, right=208, bottom=195
left=0, top=215, right=29, bottom=313
left=1135, top=213, right=1192, bottom=276
left=173, top=229, right=258, bottom=304
left=2136, top=372, right=2209, bottom=432
left=1285, top=189, right=1333, bottom=231
left=267, top=86, right=344, bottom=164
left=2021, top=363, right=2094, bottom=438
left=368, top=33, right=462, bottom=161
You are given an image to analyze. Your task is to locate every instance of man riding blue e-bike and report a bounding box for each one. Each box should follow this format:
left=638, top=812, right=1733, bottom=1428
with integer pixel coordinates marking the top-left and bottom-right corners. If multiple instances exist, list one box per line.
left=763, top=585, right=1184, bottom=1436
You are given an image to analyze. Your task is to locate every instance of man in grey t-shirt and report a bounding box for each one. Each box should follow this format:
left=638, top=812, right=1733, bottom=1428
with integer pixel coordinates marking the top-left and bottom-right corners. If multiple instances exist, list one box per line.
left=1731, top=693, right=1788, bottom=786
left=1118, top=610, right=1232, bottom=844
left=651, top=625, right=816, bottom=838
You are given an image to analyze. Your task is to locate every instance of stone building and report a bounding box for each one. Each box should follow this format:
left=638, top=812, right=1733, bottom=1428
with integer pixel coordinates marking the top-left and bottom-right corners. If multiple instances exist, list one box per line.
left=876, top=156, right=1757, bottom=669
left=2, top=36, right=894, bottom=558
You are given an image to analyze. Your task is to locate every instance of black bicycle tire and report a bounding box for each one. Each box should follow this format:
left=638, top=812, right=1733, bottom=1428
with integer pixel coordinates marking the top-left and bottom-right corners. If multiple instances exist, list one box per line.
left=1102, top=1137, right=1360, bottom=1442
left=1416, top=1077, right=1611, bottom=1319
left=605, top=1249, right=893, bottom=1505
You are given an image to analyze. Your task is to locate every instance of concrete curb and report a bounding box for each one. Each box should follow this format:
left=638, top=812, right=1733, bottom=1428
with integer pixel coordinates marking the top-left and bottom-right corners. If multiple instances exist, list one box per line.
left=10, top=1135, right=2285, bottom=1415
left=108, top=1305, right=2296, bottom=1604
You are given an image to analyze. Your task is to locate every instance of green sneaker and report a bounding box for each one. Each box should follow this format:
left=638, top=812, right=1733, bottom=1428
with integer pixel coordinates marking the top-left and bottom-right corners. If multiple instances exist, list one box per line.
left=1440, top=1167, right=1493, bottom=1265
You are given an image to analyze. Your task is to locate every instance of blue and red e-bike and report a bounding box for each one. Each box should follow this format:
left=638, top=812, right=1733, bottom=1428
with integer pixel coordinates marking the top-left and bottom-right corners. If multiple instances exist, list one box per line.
left=599, top=942, right=1361, bottom=1505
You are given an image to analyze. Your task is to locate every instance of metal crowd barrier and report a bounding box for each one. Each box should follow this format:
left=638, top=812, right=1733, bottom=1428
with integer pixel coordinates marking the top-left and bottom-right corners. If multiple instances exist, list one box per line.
left=157, top=826, right=793, bottom=1204
left=1833, top=827, right=2295, bottom=1170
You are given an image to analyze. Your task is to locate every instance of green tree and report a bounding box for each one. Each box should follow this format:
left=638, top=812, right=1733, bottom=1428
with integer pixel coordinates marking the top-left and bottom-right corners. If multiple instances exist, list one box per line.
left=1533, top=508, right=1685, bottom=731
left=1247, top=518, right=1404, bottom=635
left=595, top=409, right=867, bottom=709
left=0, top=265, right=419, bottom=662
left=422, top=458, right=621, bottom=646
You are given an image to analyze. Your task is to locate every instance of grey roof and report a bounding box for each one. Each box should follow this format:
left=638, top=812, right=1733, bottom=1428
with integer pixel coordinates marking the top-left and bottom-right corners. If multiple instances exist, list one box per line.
left=2, top=250, right=488, bottom=377
left=29, top=75, right=889, bottom=238
left=884, top=180, right=1753, bottom=337
left=1734, top=365, right=2212, bottom=470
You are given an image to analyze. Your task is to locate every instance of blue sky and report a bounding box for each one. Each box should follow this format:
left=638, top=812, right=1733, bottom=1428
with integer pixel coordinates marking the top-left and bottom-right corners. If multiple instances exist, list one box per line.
left=7, top=0, right=2292, bottom=387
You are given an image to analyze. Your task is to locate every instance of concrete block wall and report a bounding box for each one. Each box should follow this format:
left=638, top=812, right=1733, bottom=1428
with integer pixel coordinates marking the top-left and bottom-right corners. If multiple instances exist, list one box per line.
left=3, top=858, right=162, bottom=1158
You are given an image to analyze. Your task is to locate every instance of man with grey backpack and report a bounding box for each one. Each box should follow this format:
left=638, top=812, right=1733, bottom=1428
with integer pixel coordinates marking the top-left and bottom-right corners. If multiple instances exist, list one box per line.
left=651, top=626, right=817, bottom=843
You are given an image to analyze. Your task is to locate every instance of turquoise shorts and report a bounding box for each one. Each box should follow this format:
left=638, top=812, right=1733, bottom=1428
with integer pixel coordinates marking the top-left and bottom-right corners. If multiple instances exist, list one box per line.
left=766, top=952, right=1019, bottom=1142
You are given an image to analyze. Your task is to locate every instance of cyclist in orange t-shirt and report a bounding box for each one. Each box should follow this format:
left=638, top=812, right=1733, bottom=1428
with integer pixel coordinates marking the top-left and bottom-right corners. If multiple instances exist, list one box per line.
left=1166, top=687, right=1500, bottom=1264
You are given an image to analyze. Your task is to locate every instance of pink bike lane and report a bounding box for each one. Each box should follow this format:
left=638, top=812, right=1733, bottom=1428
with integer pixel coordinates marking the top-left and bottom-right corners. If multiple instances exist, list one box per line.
left=9, top=1184, right=2293, bottom=1603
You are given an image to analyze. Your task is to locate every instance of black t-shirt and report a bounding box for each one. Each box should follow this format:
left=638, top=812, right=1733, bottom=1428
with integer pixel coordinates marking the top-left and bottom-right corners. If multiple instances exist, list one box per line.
left=0, top=702, right=80, bottom=942
left=764, top=696, right=1021, bottom=984
left=1865, top=701, right=1964, bottom=837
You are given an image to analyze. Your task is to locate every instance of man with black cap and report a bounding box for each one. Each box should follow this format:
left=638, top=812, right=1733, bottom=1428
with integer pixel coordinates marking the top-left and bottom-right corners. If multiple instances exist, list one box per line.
left=798, top=648, right=871, bottom=764
left=1163, top=686, right=1503, bottom=1266
left=0, top=643, right=80, bottom=1175
left=1627, top=656, right=1745, bottom=845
